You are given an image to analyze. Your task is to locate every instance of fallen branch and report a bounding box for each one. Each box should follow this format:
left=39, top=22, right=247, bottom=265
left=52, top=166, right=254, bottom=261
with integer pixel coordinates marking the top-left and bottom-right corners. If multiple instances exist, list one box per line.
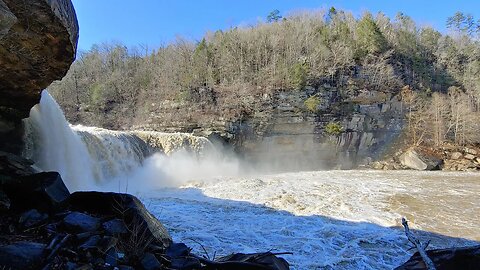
left=402, top=218, right=436, bottom=270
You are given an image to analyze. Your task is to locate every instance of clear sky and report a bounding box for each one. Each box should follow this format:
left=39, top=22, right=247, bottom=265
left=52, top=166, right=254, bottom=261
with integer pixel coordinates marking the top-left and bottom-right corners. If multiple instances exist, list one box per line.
left=72, top=0, right=480, bottom=52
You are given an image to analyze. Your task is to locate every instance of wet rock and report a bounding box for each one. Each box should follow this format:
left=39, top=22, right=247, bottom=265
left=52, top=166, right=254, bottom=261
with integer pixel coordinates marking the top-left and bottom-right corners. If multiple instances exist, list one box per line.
left=3, top=171, right=70, bottom=211
left=97, top=236, right=118, bottom=253
left=141, top=253, right=162, bottom=270
left=166, top=242, right=191, bottom=258
left=0, top=151, right=36, bottom=179
left=68, top=192, right=172, bottom=247
left=79, top=235, right=101, bottom=251
left=19, top=209, right=48, bottom=228
left=396, top=245, right=480, bottom=270
left=105, top=248, right=118, bottom=266
left=64, top=212, right=100, bottom=233
left=0, top=188, right=10, bottom=210
left=451, top=152, right=462, bottom=160
left=102, top=218, right=128, bottom=235
left=216, top=252, right=290, bottom=270
left=171, top=257, right=201, bottom=270
left=0, top=241, right=46, bottom=269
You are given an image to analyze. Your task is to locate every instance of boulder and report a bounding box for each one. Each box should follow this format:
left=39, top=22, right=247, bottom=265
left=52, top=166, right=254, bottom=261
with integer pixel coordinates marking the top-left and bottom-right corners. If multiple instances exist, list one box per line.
left=399, top=149, right=442, bottom=171
left=63, top=212, right=101, bottom=233
left=464, top=148, right=478, bottom=155
left=464, top=154, right=475, bottom=160
left=0, top=151, right=36, bottom=180
left=170, top=257, right=201, bottom=270
left=215, top=252, right=290, bottom=270
left=19, top=209, right=48, bottom=228
left=79, top=235, right=101, bottom=251
left=105, top=248, right=118, bottom=266
left=141, top=253, right=162, bottom=270
left=102, top=219, right=128, bottom=235
left=0, top=189, right=10, bottom=211
left=0, top=241, right=46, bottom=269
left=2, top=171, right=70, bottom=211
left=396, top=245, right=480, bottom=270
left=68, top=192, right=172, bottom=248
left=451, top=152, right=462, bottom=160
left=166, top=243, right=191, bottom=258
left=0, top=0, right=78, bottom=154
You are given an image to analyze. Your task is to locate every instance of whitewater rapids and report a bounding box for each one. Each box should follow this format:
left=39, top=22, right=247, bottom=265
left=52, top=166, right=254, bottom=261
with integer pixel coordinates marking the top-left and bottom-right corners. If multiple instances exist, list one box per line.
left=23, top=91, right=480, bottom=269
left=142, top=170, right=479, bottom=269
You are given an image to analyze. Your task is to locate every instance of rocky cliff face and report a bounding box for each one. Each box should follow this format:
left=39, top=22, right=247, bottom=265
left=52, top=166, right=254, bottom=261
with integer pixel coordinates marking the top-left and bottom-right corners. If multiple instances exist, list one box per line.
left=231, top=86, right=404, bottom=170
left=0, top=0, right=78, bottom=154
left=135, top=85, right=405, bottom=170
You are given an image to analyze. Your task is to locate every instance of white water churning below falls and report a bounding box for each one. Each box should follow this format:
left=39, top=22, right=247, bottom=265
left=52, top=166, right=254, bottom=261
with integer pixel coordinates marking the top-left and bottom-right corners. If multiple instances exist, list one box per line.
left=23, top=91, right=480, bottom=269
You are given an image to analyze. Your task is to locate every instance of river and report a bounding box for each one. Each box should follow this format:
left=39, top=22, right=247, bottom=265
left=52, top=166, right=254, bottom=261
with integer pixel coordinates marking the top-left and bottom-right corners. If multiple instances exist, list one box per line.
left=25, top=91, right=479, bottom=269
left=143, top=170, right=479, bottom=269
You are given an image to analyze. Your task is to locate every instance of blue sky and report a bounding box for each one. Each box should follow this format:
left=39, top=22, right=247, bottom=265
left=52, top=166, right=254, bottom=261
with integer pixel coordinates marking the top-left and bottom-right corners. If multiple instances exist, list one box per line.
left=72, top=0, right=480, bottom=51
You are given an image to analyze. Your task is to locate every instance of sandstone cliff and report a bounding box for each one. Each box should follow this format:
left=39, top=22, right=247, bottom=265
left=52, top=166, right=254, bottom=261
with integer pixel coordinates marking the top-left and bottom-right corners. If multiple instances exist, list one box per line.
left=0, top=0, right=78, bottom=154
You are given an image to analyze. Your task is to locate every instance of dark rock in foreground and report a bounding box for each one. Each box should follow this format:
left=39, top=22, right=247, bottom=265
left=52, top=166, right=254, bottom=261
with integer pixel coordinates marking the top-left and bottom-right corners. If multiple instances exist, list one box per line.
left=2, top=171, right=70, bottom=212
left=0, top=241, right=46, bottom=269
left=68, top=191, right=172, bottom=248
left=396, top=245, right=480, bottom=270
left=63, top=211, right=101, bottom=233
left=0, top=164, right=291, bottom=269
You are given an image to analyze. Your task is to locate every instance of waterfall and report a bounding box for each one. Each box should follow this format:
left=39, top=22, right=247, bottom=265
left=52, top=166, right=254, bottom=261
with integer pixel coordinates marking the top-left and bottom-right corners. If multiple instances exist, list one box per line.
left=23, top=90, right=239, bottom=192
left=23, top=91, right=154, bottom=191
left=23, top=91, right=97, bottom=191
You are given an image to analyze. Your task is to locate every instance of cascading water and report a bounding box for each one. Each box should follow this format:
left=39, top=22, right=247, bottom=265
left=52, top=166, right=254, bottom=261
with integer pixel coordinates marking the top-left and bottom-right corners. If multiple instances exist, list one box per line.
left=23, top=90, right=238, bottom=192
left=20, top=91, right=480, bottom=269
left=23, top=91, right=97, bottom=191
left=23, top=91, right=152, bottom=191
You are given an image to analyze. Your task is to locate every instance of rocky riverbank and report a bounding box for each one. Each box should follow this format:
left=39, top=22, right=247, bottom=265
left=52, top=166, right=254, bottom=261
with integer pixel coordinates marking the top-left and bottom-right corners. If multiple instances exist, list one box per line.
left=371, top=145, right=480, bottom=172
left=0, top=152, right=289, bottom=269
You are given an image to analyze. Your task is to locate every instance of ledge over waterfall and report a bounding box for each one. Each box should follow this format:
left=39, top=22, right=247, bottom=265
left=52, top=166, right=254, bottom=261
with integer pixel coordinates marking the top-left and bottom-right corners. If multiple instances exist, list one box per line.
left=0, top=0, right=78, bottom=154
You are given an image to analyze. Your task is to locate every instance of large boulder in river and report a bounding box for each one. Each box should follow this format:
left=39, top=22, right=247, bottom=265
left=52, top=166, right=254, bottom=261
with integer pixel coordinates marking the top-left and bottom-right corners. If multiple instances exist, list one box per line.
left=0, top=0, right=78, bottom=154
left=399, top=149, right=442, bottom=171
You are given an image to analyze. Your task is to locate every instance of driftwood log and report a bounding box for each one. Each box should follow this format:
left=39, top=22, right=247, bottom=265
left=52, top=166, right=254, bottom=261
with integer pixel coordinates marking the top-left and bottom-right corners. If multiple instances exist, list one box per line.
left=402, top=218, right=436, bottom=270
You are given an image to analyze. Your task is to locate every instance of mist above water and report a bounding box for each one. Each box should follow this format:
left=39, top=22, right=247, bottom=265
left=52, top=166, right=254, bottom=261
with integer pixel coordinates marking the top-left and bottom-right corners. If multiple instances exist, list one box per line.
left=23, top=91, right=242, bottom=192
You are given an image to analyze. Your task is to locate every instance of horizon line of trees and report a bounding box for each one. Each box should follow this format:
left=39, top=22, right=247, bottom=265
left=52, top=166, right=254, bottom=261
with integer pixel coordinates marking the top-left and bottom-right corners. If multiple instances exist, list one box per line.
left=49, top=8, right=480, bottom=147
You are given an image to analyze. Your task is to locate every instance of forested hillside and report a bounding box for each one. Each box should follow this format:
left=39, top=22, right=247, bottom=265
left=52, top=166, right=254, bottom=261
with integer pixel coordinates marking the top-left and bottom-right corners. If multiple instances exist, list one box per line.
left=49, top=8, right=480, bottom=149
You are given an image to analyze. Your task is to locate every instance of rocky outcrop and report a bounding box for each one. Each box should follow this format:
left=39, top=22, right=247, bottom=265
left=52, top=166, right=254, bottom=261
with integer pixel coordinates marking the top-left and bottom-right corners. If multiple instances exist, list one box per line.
left=0, top=0, right=78, bottom=154
left=137, top=86, right=404, bottom=170
left=442, top=147, right=480, bottom=171
left=231, top=87, right=404, bottom=170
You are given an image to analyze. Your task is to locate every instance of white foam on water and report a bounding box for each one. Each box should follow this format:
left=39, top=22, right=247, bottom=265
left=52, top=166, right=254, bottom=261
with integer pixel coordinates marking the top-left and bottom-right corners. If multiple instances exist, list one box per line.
left=142, top=170, right=479, bottom=269
left=23, top=90, right=480, bottom=269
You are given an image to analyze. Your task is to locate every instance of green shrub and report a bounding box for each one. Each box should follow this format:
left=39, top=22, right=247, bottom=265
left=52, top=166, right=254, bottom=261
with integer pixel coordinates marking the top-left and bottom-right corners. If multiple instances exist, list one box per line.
left=291, top=62, right=309, bottom=90
left=304, top=96, right=321, bottom=113
left=325, top=122, right=343, bottom=135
